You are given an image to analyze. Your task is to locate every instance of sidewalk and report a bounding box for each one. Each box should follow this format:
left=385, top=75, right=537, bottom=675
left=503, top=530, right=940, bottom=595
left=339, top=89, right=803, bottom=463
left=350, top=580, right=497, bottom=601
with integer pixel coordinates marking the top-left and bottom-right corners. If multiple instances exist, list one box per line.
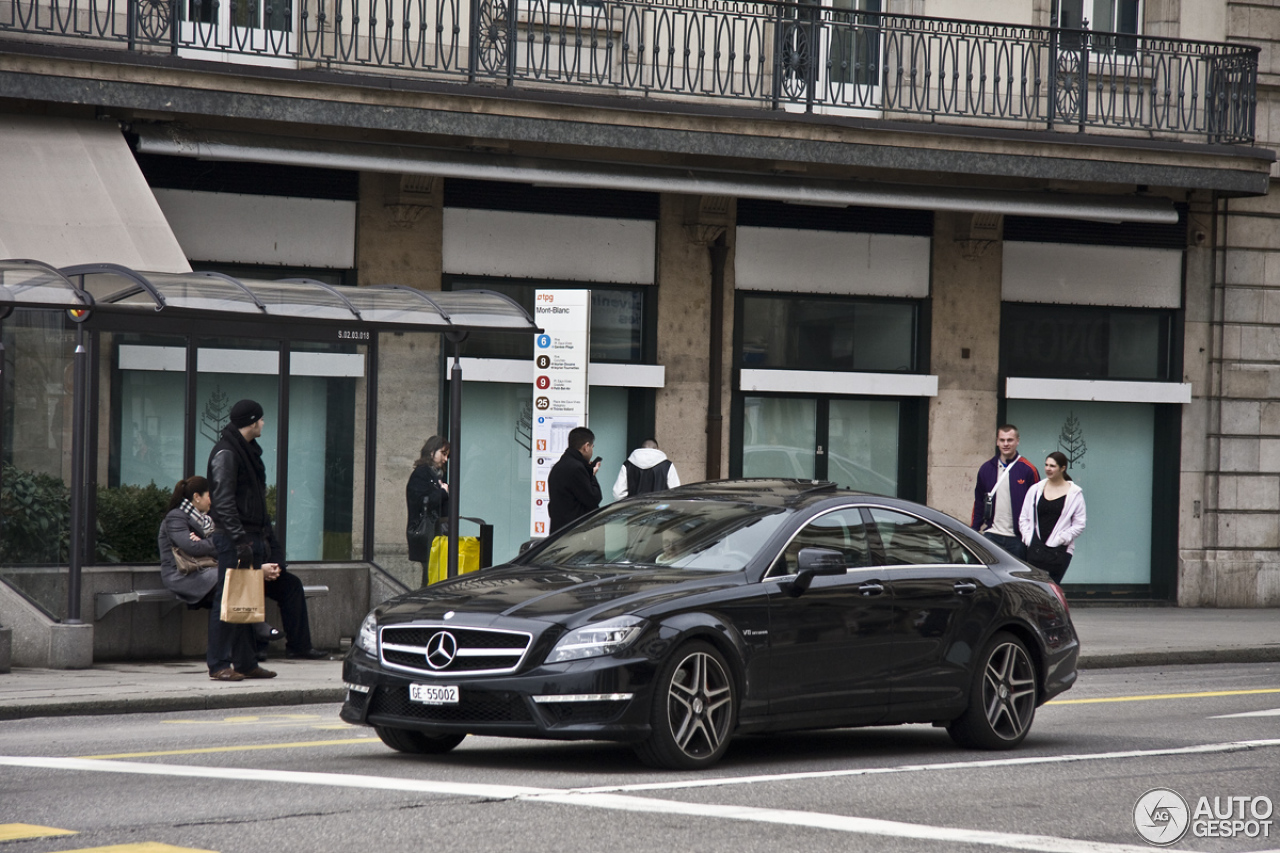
left=1, top=608, right=1278, bottom=721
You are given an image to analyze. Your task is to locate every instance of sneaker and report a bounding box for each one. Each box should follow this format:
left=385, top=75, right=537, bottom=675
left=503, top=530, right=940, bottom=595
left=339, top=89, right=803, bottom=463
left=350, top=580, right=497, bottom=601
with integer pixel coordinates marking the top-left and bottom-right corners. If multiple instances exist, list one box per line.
left=210, top=668, right=245, bottom=681
left=240, top=667, right=277, bottom=679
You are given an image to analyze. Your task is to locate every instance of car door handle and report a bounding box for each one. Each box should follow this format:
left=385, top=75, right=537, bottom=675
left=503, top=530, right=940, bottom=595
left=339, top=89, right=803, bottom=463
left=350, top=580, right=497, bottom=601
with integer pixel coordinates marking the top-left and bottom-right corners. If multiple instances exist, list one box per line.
left=953, top=581, right=978, bottom=595
left=858, top=582, right=885, bottom=597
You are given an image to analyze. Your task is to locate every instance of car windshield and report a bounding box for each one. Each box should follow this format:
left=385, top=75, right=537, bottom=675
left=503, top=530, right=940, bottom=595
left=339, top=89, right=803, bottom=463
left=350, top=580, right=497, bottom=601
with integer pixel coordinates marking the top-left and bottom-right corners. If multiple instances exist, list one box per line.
left=523, top=499, right=791, bottom=572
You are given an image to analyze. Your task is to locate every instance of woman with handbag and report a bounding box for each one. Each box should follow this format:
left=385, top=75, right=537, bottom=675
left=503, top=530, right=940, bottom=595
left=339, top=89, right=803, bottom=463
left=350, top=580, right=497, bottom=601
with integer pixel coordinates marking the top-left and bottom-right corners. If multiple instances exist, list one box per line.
left=406, top=436, right=450, bottom=587
left=158, top=477, right=281, bottom=650
left=1018, top=451, right=1086, bottom=584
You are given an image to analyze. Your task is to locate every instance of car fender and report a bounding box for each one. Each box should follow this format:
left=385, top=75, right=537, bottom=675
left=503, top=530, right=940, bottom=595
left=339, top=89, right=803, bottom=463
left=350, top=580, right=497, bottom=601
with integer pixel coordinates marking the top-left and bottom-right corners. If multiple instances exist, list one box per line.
left=651, top=611, right=753, bottom=698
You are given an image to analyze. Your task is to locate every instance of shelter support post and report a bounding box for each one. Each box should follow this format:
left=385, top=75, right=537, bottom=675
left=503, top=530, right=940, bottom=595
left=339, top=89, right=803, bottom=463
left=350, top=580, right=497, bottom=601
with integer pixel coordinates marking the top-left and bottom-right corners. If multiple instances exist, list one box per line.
left=66, top=323, right=89, bottom=623
left=446, top=331, right=468, bottom=579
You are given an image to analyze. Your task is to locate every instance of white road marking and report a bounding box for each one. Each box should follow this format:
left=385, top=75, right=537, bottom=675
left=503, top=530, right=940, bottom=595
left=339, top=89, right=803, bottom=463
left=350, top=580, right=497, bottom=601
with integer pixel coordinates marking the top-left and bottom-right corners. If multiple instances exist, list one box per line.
left=566, top=737, right=1280, bottom=794
left=1210, top=708, right=1280, bottom=718
left=5, top=741, right=1262, bottom=852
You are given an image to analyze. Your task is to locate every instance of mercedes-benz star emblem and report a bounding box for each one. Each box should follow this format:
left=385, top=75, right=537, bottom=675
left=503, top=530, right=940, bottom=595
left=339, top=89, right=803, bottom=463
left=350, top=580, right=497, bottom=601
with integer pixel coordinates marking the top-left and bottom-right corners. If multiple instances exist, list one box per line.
left=425, top=631, right=458, bottom=670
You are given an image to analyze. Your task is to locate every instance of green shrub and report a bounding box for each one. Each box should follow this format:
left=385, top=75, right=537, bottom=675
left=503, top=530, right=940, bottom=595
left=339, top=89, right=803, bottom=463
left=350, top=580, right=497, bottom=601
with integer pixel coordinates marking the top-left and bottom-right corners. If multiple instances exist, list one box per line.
left=95, top=482, right=170, bottom=563
left=0, top=463, right=70, bottom=564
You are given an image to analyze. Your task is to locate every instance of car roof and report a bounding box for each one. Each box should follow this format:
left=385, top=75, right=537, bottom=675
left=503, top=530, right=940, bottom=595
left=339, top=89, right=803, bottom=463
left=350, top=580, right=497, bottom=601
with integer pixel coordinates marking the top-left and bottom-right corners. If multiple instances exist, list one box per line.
left=660, top=479, right=963, bottom=524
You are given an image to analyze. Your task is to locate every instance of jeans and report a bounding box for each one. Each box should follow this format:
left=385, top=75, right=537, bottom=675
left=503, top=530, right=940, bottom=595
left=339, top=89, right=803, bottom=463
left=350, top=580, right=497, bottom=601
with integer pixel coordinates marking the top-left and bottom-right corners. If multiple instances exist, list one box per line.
left=983, top=531, right=1027, bottom=560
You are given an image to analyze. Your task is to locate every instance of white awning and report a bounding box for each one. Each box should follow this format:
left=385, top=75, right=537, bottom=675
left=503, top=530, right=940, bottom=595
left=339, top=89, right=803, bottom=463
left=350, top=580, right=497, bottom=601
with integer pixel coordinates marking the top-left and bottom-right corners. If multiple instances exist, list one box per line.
left=0, top=116, right=190, bottom=273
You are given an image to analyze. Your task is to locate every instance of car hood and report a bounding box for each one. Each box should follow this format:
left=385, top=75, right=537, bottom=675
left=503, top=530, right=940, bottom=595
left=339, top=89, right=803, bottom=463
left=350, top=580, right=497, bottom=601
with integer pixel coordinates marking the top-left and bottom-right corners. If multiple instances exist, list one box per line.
left=378, top=564, right=743, bottom=625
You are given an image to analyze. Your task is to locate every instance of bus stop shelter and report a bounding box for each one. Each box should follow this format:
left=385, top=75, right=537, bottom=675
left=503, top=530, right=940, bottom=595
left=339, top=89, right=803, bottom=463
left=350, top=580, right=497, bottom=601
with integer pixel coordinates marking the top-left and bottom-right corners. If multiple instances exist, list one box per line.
left=0, top=258, right=539, bottom=642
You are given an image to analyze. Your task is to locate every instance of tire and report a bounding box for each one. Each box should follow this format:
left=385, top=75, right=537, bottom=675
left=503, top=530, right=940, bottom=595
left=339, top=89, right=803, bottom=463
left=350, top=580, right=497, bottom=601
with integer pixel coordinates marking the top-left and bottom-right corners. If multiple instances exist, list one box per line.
left=947, top=631, right=1038, bottom=750
left=374, top=726, right=466, bottom=755
left=634, top=641, right=736, bottom=770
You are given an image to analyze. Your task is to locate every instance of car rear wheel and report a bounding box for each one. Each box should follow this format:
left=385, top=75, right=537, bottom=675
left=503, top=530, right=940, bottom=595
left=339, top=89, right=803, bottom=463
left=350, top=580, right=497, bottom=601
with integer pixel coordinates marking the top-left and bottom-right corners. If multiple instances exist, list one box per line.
left=634, top=641, right=736, bottom=770
left=947, top=631, right=1037, bottom=750
left=374, top=726, right=466, bottom=755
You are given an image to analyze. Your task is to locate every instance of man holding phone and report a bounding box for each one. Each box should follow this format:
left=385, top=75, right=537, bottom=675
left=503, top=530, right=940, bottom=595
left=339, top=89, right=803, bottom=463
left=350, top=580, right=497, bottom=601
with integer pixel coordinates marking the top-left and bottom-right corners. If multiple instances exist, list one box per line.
left=547, top=426, right=602, bottom=534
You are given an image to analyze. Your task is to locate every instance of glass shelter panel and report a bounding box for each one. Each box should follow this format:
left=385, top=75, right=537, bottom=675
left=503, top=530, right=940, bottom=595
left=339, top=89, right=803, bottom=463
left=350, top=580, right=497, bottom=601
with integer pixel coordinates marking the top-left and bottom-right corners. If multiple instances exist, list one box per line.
left=285, top=342, right=367, bottom=562
left=98, top=333, right=189, bottom=564
left=1, top=310, right=75, bottom=616
left=193, top=340, right=280, bottom=504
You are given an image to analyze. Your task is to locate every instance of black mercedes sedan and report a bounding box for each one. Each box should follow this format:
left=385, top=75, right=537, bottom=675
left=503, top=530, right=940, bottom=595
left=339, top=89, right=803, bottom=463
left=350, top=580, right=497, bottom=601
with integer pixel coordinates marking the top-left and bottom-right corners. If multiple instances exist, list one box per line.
left=341, top=479, right=1078, bottom=769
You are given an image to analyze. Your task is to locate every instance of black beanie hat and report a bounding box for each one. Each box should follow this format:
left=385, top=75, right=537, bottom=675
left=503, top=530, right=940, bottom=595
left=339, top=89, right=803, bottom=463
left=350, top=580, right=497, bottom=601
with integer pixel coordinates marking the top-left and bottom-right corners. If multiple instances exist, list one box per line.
left=229, top=399, right=264, bottom=429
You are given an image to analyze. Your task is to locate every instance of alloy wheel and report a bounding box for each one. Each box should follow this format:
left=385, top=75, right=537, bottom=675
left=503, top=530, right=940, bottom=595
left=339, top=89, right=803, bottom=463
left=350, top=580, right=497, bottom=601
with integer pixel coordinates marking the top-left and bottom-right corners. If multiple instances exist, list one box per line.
left=981, top=640, right=1037, bottom=741
left=666, top=649, right=734, bottom=759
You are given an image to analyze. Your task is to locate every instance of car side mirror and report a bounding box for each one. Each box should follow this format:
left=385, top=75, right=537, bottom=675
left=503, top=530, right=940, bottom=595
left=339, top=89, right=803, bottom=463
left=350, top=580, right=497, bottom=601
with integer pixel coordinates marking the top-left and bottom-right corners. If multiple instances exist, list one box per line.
left=784, top=547, right=847, bottom=597
left=518, top=539, right=534, bottom=555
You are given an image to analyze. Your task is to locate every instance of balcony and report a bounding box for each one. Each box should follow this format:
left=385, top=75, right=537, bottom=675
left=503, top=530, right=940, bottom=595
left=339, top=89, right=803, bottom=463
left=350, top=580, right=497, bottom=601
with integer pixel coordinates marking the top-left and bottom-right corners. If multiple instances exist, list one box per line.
left=0, top=0, right=1260, bottom=145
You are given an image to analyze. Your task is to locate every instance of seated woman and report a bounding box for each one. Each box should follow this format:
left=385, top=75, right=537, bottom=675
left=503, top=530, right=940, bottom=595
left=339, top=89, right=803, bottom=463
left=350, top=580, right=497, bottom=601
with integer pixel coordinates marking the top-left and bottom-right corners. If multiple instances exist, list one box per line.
left=159, top=476, right=279, bottom=655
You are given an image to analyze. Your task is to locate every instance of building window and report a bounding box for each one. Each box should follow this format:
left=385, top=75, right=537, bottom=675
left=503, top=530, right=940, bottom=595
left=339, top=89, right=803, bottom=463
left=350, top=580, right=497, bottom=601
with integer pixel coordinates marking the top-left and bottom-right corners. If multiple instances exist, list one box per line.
left=448, top=279, right=646, bottom=363
left=739, top=294, right=918, bottom=373
left=1002, top=304, right=1173, bottom=381
left=1056, top=0, right=1140, bottom=51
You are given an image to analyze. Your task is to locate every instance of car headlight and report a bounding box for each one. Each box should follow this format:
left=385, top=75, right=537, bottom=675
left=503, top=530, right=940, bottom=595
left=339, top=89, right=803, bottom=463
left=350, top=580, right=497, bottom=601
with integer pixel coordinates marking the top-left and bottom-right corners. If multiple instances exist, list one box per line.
left=546, top=616, right=646, bottom=663
left=356, top=612, right=378, bottom=656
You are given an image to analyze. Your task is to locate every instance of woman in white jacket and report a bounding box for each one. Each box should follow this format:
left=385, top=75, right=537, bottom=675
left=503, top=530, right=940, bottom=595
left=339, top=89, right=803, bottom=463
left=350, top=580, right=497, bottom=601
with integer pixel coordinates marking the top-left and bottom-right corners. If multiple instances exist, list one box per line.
left=1019, top=451, right=1086, bottom=583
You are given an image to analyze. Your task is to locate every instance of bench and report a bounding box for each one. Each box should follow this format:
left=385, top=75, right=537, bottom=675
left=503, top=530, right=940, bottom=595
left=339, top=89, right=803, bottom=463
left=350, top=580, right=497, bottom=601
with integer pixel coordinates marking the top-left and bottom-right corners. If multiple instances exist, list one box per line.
left=94, top=585, right=329, bottom=621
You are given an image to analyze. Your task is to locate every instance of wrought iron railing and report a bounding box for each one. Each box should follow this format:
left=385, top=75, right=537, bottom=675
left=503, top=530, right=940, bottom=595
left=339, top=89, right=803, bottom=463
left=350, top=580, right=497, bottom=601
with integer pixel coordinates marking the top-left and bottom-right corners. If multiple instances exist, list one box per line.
left=0, top=0, right=1259, bottom=144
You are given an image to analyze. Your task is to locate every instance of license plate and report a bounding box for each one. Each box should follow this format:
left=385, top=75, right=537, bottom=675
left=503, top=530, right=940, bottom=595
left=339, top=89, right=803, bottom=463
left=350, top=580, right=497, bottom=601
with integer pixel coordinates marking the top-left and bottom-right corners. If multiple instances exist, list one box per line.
left=409, top=683, right=459, bottom=705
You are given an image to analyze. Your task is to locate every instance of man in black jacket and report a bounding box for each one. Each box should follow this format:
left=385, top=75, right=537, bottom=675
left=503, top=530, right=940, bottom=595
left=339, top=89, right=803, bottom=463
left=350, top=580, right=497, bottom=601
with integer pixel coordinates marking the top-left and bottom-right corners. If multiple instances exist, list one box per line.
left=547, top=426, right=602, bottom=534
left=206, top=399, right=324, bottom=681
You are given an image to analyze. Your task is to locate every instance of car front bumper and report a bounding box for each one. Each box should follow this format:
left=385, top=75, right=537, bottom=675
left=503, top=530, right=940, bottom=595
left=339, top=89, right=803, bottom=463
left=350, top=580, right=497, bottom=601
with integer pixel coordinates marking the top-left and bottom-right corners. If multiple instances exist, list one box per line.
left=340, top=647, right=660, bottom=742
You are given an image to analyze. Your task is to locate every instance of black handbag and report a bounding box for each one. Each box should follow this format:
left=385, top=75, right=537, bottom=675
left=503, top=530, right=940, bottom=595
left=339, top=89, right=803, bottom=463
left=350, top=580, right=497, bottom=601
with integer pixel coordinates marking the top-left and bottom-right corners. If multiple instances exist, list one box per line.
left=407, top=497, right=437, bottom=563
left=1026, top=535, right=1069, bottom=571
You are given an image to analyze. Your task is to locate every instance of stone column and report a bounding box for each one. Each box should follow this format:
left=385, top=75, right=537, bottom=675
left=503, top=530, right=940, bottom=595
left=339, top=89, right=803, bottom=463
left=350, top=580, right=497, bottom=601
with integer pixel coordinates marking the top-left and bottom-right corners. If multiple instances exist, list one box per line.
left=356, top=172, right=444, bottom=587
left=654, top=194, right=735, bottom=484
left=927, top=211, right=1004, bottom=523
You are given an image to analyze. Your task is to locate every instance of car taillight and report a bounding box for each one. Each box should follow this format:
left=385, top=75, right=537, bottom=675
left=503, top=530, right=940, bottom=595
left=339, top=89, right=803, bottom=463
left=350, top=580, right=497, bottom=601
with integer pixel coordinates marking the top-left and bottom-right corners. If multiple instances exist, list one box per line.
left=1050, top=581, right=1070, bottom=617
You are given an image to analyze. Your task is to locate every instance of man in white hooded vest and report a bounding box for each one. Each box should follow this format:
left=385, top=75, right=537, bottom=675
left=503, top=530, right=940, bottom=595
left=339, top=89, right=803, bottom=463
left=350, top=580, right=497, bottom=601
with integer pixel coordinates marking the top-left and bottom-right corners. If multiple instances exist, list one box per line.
left=612, top=439, right=681, bottom=499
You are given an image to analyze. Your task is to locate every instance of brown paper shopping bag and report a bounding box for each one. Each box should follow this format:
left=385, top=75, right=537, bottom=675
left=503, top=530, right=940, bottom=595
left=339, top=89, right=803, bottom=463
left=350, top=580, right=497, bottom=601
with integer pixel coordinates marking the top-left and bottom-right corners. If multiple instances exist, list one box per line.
left=220, top=565, right=265, bottom=624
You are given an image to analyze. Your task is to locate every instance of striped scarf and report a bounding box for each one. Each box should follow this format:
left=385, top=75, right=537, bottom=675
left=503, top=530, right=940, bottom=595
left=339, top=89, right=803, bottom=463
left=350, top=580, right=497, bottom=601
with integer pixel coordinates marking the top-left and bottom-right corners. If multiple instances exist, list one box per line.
left=181, top=499, right=215, bottom=537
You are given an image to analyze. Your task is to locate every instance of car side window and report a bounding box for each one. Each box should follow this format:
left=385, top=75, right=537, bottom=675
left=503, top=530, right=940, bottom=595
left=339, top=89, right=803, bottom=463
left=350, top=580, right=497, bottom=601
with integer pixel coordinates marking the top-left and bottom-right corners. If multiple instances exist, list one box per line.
left=771, top=508, right=872, bottom=577
left=868, top=508, right=954, bottom=566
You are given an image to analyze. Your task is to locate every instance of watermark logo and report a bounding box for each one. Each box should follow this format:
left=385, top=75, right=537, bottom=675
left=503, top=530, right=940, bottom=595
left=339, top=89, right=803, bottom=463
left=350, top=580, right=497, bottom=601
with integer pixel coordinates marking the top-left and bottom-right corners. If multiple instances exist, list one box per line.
left=1134, top=788, right=1190, bottom=846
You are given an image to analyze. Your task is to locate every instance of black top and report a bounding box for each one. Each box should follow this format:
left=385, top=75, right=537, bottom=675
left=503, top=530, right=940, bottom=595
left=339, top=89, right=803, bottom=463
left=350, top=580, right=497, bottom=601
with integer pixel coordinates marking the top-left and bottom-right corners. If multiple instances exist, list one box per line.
left=547, top=449, right=602, bottom=534
left=1037, top=493, right=1066, bottom=540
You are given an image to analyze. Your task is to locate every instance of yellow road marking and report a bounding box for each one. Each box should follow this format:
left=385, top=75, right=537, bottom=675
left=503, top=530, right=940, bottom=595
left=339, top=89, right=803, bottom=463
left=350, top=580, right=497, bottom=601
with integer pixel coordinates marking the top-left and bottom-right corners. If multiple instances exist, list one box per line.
left=78, top=737, right=377, bottom=760
left=0, top=824, right=77, bottom=842
left=163, top=714, right=323, bottom=726
left=64, top=840, right=217, bottom=845
left=1050, top=687, right=1280, bottom=705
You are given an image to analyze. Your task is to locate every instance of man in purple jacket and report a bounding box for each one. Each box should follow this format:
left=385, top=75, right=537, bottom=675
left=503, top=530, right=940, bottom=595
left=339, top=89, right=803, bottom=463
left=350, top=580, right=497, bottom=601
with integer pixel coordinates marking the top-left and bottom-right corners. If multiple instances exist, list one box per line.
left=971, top=424, right=1040, bottom=559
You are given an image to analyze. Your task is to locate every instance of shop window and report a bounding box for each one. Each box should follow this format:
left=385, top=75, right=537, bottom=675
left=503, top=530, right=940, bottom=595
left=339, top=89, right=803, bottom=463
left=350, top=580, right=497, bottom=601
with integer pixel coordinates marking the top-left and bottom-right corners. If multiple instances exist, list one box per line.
left=740, top=294, right=917, bottom=373
left=1002, top=304, right=1172, bottom=381
left=1007, top=399, right=1154, bottom=586
left=448, top=279, right=646, bottom=363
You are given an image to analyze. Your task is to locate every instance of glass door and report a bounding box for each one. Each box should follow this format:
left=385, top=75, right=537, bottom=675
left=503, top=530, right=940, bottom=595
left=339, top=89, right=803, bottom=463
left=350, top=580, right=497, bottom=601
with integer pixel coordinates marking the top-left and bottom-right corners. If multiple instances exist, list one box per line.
left=741, top=395, right=900, bottom=497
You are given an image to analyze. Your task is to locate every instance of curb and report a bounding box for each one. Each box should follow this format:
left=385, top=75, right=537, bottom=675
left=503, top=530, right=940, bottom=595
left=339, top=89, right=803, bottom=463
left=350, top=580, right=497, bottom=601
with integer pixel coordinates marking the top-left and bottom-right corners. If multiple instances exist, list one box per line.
left=1078, top=648, right=1280, bottom=669
left=0, top=688, right=346, bottom=722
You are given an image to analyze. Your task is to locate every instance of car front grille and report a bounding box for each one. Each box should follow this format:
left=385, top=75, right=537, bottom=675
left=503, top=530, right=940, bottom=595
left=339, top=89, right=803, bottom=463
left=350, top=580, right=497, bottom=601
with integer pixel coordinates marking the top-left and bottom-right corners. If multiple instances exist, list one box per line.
left=368, top=686, right=534, bottom=723
left=379, top=624, right=533, bottom=676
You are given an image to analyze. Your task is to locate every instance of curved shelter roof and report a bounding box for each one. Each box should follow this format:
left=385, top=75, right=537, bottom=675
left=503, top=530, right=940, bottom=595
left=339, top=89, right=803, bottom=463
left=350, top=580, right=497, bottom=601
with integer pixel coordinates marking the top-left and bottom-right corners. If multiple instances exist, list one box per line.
left=0, top=259, right=538, bottom=333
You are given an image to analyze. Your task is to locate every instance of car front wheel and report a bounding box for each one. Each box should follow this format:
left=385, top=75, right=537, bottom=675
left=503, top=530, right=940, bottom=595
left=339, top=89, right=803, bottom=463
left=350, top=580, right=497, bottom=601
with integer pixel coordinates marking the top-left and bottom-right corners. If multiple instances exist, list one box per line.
left=635, top=641, right=736, bottom=770
left=947, top=631, right=1037, bottom=750
left=375, top=726, right=466, bottom=755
